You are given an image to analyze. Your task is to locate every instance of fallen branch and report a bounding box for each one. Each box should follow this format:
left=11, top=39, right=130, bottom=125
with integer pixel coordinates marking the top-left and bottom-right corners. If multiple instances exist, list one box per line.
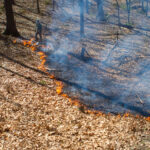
left=136, top=94, right=144, bottom=104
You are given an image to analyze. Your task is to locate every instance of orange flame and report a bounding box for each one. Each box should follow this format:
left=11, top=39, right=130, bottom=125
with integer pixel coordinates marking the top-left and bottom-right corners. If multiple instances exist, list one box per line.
left=12, top=38, right=150, bottom=122
left=123, top=113, right=130, bottom=117
left=145, top=117, right=150, bottom=122
left=23, top=40, right=27, bottom=46
left=56, top=81, right=63, bottom=95
left=13, top=40, right=17, bottom=44
left=117, top=114, right=121, bottom=118
left=48, top=74, right=55, bottom=79
left=30, top=46, right=37, bottom=51
left=61, top=93, right=69, bottom=98
left=27, top=41, right=31, bottom=45
left=40, top=55, right=46, bottom=60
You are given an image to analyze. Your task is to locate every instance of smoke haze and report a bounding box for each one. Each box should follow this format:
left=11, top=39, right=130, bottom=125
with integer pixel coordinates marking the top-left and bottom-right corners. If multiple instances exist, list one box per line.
left=43, top=0, right=150, bottom=116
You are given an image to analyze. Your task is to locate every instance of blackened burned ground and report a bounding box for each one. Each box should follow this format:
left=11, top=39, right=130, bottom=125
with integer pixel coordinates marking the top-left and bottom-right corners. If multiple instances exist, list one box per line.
left=43, top=1, right=150, bottom=116
left=45, top=34, right=150, bottom=116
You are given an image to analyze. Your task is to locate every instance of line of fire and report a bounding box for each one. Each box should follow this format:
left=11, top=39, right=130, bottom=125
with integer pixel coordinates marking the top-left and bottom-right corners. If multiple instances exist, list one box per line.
left=4, top=0, right=150, bottom=121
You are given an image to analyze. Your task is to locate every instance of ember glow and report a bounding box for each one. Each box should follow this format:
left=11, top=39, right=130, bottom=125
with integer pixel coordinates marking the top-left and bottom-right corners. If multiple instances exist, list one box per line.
left=56, top=81, right=63, bottom=95
left=13, top=40, right=17, bottom=44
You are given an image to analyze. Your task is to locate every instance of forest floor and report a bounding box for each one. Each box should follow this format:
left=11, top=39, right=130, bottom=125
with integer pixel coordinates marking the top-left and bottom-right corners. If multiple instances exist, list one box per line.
left=0, top=0, right=150, bottom=149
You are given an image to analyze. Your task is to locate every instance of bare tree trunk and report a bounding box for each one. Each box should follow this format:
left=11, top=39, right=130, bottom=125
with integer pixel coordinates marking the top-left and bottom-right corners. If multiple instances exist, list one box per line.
left=12, top=0, right=15, bottom=5
left=116, top=0, right=120, bottom=25
left=96, top=0, right=105, bottom=21
left=53, top=0, right=55, bottom=11
left=36, top=0, right=40, bottom=13
left=3, top=0, right=20, bottom=37
left=141, top=0, right=145, bottom=11
left=126, top=0, right=131, bottom=23
left=79, top=0, right=84, bottom=38
left=85, top=0, right=89, bottom=14
left=72, top=0, right=75, bottom=8
left=146, top=0, right=149, bottom=16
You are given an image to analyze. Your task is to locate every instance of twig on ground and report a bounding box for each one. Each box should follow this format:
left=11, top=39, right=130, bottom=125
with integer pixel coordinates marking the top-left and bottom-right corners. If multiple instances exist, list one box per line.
left=136, top=94, right=144, bottom=104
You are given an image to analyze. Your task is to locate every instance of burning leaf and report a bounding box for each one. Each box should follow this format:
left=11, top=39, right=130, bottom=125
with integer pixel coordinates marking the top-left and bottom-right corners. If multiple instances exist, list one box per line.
left=13, top=40, right=17, bottom=44
left=49, top=75, right=55, bottom=79
left=38, top=51, right=45, bottom=56
left=41, top=59, right=46, bottom=65
left=12, top=37, right=150, bottom=122
left=61, top=93, right=69, bottom=98
left=71, top=100, right=81, bottom=106
left=56, top=81, right=63, bottom=95
left=145, top=117, right=150, bottom=122
left=30, top=46, right=36, bottom=51
left=40, top=55, right=46, bottom=60
left=38, top=65, right=46, bottom=71
left=123, top=113, right=129, bottom=117
left=23, top=40, right=27, bottom=46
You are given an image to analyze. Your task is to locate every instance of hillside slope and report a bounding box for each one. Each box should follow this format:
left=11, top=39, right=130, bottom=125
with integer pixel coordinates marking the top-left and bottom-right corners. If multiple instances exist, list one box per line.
left=0, top=0, right=150, bottom=149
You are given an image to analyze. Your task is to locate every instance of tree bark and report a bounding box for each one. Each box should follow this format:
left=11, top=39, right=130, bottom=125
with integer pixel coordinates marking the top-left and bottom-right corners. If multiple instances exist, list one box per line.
left=141, top=0, right=145, bottom=11
left=116, top=0, right=120, bottom=25
left=72, top=0, right=75, bottom=8
left=126, top=0, right=131, bottom=23
left=12, top=0, right=15, bottom=5
left=146, top=0, right=149, bottom=16
left=36, top=0, right=40, bottom=13
left=79, top=0, right=84, bottom=38
left=96, top=0, right=105, bottom=21
left=85, top=0, right=89, bottom=14
left=3, top=0, right=20, bottom=37
left=53, top=0, right=55, bottom=11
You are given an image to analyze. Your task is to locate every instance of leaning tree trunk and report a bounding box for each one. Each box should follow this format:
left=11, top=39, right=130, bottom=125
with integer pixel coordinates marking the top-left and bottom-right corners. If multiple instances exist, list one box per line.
left=4, top=0, right=20, bottom=37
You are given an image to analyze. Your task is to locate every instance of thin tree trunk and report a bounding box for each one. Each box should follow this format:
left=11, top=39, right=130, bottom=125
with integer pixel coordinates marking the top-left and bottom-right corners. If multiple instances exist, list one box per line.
left=53, top=0, right=55, bottom=11
left=96, top=0, right=105, bottom=21
left=126, top=0, right=131, bottom=23
left=85, top=0, right=89, bottom=14
left=72, top=0, right=75, bottom=8
left=146, top=0, right=149, bottom=16
left=36, top=0, right=40, bottom=13
left=142, top=0, right=144, bottom=11
left=4, top=0, right=20, bottom=37
left=12, top=0, right=15, bottom=5
left=116, top=0, right=120, bottom=25
left=79, top=0, right=84, bottom=38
